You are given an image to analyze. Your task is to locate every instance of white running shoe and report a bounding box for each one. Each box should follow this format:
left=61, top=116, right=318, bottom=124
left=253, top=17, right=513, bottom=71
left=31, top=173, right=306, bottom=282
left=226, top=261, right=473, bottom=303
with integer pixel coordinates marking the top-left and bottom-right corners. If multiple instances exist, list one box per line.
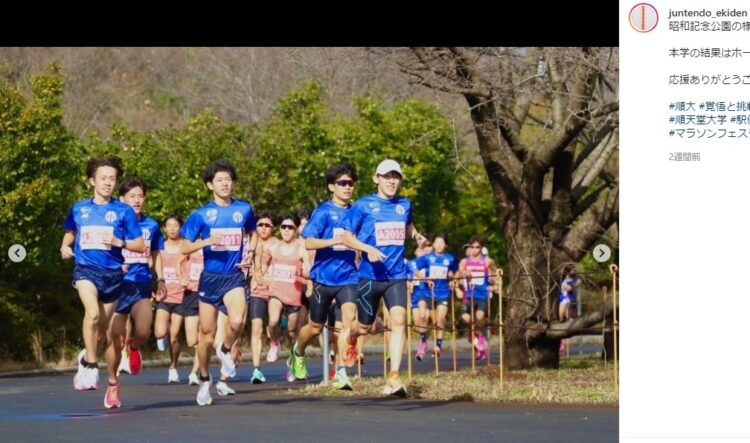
left=196, top=379, right=213, bottom=406
left=215, top=381, right=236, bottom=396
left=157, top=336, right=167, bottom=352
left=73, top=350, right=88, bottom=390
left=188, top=372, right=200, bottom=386
left=215, top=346, right=236, bottom=378
left=118, top=350, right=131, bottom=375
left=168, top=368, right=180, bottom=383
left=76, top=366, right=99, bottom=391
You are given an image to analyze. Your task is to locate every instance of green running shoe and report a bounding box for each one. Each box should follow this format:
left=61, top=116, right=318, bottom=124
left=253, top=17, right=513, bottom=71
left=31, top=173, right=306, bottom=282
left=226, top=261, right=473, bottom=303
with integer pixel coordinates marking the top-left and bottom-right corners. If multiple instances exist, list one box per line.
left=289, top=343, right=307, bottom=380
left=331, top=370, right=352, bottom=390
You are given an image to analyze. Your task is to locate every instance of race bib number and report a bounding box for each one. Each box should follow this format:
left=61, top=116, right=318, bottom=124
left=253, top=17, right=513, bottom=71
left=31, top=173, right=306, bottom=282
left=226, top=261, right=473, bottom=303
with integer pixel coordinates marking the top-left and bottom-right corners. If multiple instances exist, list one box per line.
left=80, top=225, right=114, bottom=250
left=123, top=246, right=150, bottom=264
left=189, top=263, right=203, bottom=281
left=429, top=265, right=448, bottom=280
left=163, top=266, right=179, bottom=283
left=374, top=221, right=405, bottom=247
left=332, top=227, right=351, bottom=251
left=272, top=263, right=297, bottom=283
left=470, top=271, right=486, bottom=286
left=210, top=228, right=242, bottom=252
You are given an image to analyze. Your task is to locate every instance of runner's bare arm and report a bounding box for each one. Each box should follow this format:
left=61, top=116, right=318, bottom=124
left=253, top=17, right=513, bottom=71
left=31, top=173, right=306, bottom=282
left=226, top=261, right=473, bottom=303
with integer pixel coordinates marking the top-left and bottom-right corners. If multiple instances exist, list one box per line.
left=60, top=230, right=76, bottom=259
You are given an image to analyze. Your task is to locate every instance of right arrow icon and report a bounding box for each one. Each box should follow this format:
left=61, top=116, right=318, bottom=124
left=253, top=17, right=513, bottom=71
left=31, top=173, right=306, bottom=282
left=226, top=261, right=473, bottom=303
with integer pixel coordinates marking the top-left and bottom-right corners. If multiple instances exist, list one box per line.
left=593, top=244, right=612, bottom=263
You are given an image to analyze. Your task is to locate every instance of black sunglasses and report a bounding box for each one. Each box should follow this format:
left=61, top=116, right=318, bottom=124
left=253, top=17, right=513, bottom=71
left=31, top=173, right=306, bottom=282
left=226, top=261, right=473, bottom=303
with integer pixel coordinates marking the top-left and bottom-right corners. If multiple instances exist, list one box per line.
left=257, top=222, right=274, bottom=228
left=280, top=224, right=297, bottom=230
left=335, top=179, right=356, bottom=187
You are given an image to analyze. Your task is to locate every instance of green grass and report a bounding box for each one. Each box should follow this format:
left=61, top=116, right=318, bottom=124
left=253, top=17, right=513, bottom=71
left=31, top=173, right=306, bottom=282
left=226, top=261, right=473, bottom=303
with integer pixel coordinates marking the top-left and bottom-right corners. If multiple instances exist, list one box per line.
left=291, top=355, right=618, bottom=405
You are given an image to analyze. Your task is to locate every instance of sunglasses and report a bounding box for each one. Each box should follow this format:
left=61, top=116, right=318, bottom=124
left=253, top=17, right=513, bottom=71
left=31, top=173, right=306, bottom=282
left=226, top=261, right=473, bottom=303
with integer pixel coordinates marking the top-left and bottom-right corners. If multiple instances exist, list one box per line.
left=335, top=179, right=356, bottom=187
left=470, top=244, right=482, bottom=248
left=280, top=224, right=297, bottom=230
left=257, top=223, right=274, bottom=228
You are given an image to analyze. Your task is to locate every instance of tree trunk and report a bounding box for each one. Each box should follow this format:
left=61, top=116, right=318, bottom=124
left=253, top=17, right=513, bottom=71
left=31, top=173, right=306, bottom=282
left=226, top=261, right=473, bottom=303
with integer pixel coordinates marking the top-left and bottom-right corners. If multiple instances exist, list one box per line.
left=503, top=201, right=562, bottom=369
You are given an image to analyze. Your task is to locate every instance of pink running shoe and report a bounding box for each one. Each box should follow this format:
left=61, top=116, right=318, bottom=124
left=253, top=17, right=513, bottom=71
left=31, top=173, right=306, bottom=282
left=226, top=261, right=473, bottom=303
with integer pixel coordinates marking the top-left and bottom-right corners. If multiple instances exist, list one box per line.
left=477, top=335, right=487, bottom=352
left=416, top=341, right=427, bottom=361
left=103, top=383, right=121, bottom=408
left=266, top=340, right=280, bottom=363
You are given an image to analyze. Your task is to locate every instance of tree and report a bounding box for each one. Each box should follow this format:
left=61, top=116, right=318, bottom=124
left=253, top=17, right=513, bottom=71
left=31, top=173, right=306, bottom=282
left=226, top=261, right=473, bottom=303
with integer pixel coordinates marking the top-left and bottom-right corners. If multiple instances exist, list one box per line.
left=392, top=47, right=618, bottom=369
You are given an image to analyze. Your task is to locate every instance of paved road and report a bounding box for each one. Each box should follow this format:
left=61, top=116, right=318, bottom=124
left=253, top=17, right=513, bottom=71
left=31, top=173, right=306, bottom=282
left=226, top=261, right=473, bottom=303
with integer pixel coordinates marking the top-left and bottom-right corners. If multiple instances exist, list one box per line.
left=0, top=349, right=616, bottom=443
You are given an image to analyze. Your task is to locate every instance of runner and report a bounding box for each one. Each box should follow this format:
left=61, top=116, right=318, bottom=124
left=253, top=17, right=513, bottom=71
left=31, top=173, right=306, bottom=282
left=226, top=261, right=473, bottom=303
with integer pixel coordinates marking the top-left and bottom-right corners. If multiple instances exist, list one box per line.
left=182, top=245, right=203, bottom=385
left=153, top=214, right=195, bottom=383
left=115, top=177, right=165, bottom=380
left=407, top=237, right=433, bottom=361
left=295, top=208, right=314, bottom=343
left=258, top=213, right=311, bottom=376
left=179, top=159, right=257, bottom=406
left=340, top=159, right=426, bottom=396
left=248, top=210, right=277, bottom=384
left=457, top=235, right=498, bottom=361
left=61, top=156, right=144, bottom=408
left=288, top=163, right=359, bottom=390
left=417, top=232, right=457, bottom=358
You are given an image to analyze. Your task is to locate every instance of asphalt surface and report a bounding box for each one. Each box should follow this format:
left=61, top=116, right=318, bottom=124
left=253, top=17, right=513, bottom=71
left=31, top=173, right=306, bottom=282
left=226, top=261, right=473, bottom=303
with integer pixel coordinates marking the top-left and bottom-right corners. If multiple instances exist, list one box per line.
left=0, top=344, right=617, bottom=443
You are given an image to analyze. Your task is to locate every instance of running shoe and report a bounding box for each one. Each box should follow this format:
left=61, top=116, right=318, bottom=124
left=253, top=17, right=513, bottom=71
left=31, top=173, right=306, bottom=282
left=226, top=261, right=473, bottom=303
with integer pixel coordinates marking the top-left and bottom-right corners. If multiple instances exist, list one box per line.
left=117, top=349, right=131, bottom=375
left=215, top=381, right=236, bottom=396
left=103, top=383, right=121, bottom=408
left=342, top=336, right=358, bottom=368
left=251, top=368, right=266, bottom=384
left=331, top=370, right=352, bottom=390
left=188, top=372, right=200, bottom=386
left=168, top=368, right=180, bottom=383
left=216, top=345, right=236, bottom=378
left=266, top=340, right=280, bottom=363
left=126, top=338, right=142, bottom=375
left=382, top=371, right=406, bottom=397
left=196, top=379, right=213, bottom=406
left=416, top=341, right=427, bottom=361
left=288, top=343, right=307, bottom=380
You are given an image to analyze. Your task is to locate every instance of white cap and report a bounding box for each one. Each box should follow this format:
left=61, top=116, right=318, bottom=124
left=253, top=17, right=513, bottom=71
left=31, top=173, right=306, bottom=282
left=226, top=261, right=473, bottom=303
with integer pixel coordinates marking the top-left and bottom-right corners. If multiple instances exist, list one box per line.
left=375, top=159, right=404, bottom=178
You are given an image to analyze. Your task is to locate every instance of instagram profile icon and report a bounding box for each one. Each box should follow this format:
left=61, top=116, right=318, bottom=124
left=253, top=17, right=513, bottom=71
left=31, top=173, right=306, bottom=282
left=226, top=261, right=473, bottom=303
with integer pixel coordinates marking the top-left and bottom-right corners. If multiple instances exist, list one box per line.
left=629, top=3, right=658, bottom=33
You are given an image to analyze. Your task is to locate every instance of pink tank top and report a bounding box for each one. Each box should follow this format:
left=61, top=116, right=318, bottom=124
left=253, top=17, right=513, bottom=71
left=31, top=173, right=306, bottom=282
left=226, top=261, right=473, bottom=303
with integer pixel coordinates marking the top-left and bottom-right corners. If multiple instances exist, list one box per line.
left=183, top=249, right=204, bottom=292
left=161, top=243, right=186, bottom=304
left=269, top=240, right=303, bottom=306
left=464, top=256, right=490, bottom=297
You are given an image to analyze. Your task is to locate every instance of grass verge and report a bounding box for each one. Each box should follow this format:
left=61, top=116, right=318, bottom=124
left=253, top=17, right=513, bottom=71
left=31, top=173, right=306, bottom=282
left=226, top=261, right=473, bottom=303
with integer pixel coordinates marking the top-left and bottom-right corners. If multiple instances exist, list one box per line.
left=290, top=355, right=617, bottom=405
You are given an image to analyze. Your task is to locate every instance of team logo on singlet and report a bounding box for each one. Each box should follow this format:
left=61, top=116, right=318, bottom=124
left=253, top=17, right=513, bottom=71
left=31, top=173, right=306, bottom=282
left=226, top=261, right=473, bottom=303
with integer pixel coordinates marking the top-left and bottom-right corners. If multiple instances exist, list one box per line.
left=395, top=204, right=405, bottom=215
left=443, top=259, right=449, bottom=266
left=142, top=228, right=151, bottom=241
left=81, top=207, right=91, bottom=219
left=374, top=221, right=405, bottom=246
left=232, top=211, right=243, bottom=223
left=105, top=211, right=117, bottom=222
left=207, top=209, right=218, bottom=223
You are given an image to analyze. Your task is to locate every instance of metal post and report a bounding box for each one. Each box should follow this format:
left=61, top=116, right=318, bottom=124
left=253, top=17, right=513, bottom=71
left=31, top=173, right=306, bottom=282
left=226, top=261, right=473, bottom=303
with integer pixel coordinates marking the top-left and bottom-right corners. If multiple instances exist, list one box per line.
left=322, top=326, right=330, bottom=383
left=407, top=282, right=413, bottom=383
left=497, top=269, right=504, bottom=390
left=451, top=281, right=457, bottom=374
left=610, top=264, right=618, bottom=392
left=431, top=286, right=439, bottom=375
left=577, top=285, right=583, bottom=355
